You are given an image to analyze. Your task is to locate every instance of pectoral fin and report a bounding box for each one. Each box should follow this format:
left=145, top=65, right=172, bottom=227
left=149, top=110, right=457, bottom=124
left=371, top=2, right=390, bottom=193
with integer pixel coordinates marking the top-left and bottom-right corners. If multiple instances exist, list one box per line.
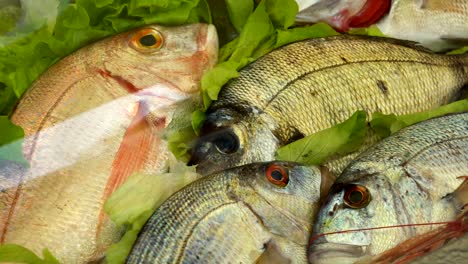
left=96, top=100, right=162, bottom=235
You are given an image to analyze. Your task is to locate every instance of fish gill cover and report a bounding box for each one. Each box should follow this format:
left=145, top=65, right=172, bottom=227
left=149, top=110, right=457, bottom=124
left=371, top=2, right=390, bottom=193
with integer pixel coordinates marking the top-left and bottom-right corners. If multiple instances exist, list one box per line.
left=0, top=0, right=467, bottom=263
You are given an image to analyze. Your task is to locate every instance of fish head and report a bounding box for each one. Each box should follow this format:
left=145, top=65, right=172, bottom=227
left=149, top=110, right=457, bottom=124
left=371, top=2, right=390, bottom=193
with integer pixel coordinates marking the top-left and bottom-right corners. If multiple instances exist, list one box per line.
left=309, top=173, right=404, bottom=263
left=89, top=23, right=218, bottom=120
left=189, top=108, right=279, bottom=175
left=235, top=161, right=335, bottom=245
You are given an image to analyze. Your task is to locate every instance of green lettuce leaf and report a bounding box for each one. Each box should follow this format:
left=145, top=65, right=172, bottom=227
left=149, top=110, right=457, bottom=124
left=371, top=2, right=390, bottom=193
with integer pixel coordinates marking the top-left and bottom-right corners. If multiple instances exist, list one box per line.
left=225, top=0, right=254, bottom=33
left=447, top=46, right=468, bottom=55
left=0, top=116, right=27, bottom=165
left=0, top=244, right=59, bottom=264
left=164, top=98, right=205, bottom=161
left=104, top=156, right=200, bottom=264
left=371, top=99, right=468, bottom=138
left=276, top=111, right=367, bottom=165
left=0, top=5, right=21, bottom=34
left=348, top=25, right=386, bottom=37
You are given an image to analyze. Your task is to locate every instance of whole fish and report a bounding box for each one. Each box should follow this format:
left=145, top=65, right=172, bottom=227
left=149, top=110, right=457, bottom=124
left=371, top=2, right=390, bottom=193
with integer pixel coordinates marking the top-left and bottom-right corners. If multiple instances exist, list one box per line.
left=376, top=0, right=468, bottom=51
left=0, top=23, right=218, bottom=263
left=189, top=35, right=468, bottom=176
left=127, top=161, right=335, bottom=264
left=295, top=0, right=391, bottom=31
left=309, top=112, right=468, bottom=264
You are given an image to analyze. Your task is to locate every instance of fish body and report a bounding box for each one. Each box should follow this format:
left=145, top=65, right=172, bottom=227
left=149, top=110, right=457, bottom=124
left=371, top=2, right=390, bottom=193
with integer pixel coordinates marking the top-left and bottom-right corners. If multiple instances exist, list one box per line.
left=376, top=0, right=468, bottom=51
left=295, top=0, right=391, bottom=31
left=0, top=24, right=218, bottom=263
left=309, top=112, right=468, bottom=263
left=190, top=35, right=468, bottom=176
left=127, top=161, right=334, bottom=264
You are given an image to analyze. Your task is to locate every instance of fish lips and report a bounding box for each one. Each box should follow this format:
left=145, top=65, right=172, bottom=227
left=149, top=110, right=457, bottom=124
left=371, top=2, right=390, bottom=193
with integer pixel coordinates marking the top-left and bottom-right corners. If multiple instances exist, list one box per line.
left=308, top=241, right=367, bottom=264
left=188, top=131, right=240, bottom=175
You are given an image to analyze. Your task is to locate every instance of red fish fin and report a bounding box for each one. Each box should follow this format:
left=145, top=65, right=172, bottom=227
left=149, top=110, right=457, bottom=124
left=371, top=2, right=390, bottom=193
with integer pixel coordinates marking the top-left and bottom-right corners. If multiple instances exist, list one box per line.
left=95, top=101, right=163, bottom=235
left=349, top=0, right=391, bottom=28
left=369, top=211, right=467, bottom=264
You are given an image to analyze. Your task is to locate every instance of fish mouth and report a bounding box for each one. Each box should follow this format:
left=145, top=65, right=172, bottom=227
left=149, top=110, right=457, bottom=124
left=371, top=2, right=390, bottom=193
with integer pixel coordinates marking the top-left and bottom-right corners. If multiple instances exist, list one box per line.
left=309, top=242, right=366, bottom=264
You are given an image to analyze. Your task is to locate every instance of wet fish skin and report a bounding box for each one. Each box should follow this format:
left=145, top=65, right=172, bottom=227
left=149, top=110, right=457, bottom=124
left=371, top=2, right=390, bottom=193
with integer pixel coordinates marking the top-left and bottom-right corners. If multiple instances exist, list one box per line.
left=190, top=35, right=468, bottom=176
left=309, top=112, right=468, bottom=264
left=376, top=0, right=468, bottom=51
left=295, top=0, right=390, bottom=31
left=127, top=161, right=333, bottom=264
left=0, top=24, right=218, bottom=263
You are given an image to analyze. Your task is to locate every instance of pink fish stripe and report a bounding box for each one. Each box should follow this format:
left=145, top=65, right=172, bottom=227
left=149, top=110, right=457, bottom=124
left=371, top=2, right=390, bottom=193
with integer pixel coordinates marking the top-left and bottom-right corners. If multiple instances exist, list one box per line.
left=95, top=100, right=160, bottom=235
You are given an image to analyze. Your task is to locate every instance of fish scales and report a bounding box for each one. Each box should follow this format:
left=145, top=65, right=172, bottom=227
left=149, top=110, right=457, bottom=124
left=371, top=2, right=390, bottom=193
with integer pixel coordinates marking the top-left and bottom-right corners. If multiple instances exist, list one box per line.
left=213, top=36, right=467, bottom=143
left=193, top=35, right=468, bottom=176
left=128, top=162, right=329, bottom=263
left=127, top=173, right=268, bottom=263
left=338, top=113, right=468, bottom=191
left=310, top=113, right=468, bottom=263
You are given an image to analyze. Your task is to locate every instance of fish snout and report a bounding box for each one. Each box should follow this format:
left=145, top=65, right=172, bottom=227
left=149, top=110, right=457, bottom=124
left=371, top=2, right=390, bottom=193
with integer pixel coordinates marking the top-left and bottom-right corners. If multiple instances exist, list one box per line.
left=308, top=242, right=366, bottom=264
left=188, top=139, right=224, bottom=175
left=203, top=24, right=219, bottom=68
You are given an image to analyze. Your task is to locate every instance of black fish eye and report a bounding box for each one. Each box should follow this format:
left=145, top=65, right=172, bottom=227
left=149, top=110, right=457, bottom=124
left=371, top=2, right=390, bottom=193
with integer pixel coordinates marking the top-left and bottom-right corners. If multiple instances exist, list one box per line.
left=271, top=170, right=283, bottom=181
left=213, top=131, right=239, bottom=154
left=343, top=184, right=371, bottom=209
left=349, top=190, right=363, bottom=203
left=139, top=34, right=157, bottom=46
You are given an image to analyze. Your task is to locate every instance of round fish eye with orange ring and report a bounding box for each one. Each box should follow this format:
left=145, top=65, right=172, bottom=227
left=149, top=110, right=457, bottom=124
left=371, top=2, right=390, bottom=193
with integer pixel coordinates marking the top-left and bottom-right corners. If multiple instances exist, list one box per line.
left=265, top=164, right=289, bottom=187
left=130, top=27, right=164, bottom=53
left=343, top=184, right=371, bottom=208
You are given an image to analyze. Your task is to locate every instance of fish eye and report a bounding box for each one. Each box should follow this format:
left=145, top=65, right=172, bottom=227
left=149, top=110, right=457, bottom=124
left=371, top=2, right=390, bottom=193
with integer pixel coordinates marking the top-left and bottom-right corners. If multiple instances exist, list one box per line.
left=343, top=184, right=371, bottom=209
left=213, top=131, right=239, bottom=154
left=266, top=164, right=289, bottom=187
left=130, top=28, right=164, bottom=52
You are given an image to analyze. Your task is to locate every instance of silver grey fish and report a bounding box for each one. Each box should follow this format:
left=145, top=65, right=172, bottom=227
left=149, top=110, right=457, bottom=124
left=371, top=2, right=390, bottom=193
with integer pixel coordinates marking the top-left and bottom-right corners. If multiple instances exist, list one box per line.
left=189, top=35, right=468, bottom=176
left=127, top=161, right=334, bottom=264
left=309, top=112, right=468, bottom=264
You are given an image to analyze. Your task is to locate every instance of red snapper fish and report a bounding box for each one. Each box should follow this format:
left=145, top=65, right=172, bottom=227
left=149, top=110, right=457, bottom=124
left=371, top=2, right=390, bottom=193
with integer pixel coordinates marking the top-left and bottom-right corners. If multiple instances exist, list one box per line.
left=0, top=23, right=218, bottom=263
